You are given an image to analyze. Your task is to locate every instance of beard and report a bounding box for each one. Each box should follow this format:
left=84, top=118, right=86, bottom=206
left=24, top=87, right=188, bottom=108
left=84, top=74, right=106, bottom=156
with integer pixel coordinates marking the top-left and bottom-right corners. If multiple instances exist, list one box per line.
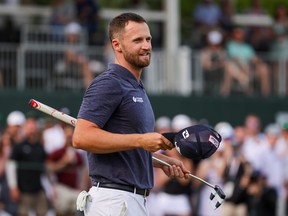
left=122, top=48, right=151, bottom=68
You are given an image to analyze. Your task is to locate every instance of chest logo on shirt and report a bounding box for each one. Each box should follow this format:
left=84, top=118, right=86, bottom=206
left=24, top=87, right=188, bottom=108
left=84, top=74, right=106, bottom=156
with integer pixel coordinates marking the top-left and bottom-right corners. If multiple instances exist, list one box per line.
left=132, top=97, right=144, bottom=103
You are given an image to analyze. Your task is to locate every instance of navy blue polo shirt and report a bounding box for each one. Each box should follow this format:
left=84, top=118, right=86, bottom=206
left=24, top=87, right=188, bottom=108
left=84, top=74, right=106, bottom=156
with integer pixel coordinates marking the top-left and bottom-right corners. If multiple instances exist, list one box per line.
left=78, top=63, right=155, bottom=189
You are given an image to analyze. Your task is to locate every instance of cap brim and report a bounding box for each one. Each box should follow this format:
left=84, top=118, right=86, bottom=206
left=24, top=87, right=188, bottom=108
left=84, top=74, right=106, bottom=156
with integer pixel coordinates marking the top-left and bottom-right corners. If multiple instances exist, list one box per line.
left=162, top=132, right=176, bottom=143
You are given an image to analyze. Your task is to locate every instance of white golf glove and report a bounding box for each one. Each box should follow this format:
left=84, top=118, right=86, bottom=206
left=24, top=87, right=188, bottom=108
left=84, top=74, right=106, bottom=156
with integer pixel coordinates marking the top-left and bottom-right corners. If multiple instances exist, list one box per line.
left=76, top=190, right=92, bottom=211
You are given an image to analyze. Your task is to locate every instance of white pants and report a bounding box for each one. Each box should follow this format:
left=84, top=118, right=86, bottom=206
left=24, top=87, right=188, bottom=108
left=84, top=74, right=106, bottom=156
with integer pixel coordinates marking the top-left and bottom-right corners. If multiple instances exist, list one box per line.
left=153, top=192, right=192, bottom=216
left=84, top=186, right=149, bottom=216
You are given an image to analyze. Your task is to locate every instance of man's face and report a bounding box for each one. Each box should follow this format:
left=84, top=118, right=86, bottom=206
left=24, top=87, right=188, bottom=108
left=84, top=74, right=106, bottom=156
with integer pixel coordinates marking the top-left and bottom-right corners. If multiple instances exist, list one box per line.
left=119, top=21, right=152, bottom=68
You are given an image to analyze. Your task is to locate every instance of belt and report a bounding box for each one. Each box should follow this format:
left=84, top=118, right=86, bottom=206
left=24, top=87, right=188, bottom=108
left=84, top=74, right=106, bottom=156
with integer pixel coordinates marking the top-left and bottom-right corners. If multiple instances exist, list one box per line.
left=94, top=182, right=150, bottom=197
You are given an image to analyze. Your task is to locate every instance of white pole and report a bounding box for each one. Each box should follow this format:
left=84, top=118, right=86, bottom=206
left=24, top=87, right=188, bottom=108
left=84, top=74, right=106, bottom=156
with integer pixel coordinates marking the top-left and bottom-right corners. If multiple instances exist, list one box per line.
left=165, top=0, right=180, bottom=51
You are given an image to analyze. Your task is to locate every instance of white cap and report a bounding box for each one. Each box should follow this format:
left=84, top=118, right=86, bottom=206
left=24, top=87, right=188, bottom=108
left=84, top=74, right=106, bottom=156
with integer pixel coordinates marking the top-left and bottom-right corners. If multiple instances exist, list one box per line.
left=64, top=22, right=81, bottom=35
left=214, top=122, right=234, bottom=140
left=265, top=123, right=281, bottom=136
left=171, top=114, right=193, bottom=131
left=7, top=111, right=26, bottom=126
left=208, top=30, right=223, bottom=45
left=155, top=116, right=171, bottom=130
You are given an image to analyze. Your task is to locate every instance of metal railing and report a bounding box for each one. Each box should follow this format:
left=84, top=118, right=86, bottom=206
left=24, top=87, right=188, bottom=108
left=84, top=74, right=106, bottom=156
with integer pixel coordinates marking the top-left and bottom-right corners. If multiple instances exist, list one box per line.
left=0, top=44, right=18, bottom=89
left=1, top=45, right=288, bottom=96
left=1, top=25, right=288, bottom=96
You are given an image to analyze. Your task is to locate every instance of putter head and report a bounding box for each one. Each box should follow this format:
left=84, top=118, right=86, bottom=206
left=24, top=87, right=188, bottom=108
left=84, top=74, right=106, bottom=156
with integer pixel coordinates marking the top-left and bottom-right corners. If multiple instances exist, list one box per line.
left=209, top=185, right=226, bottom=210
left=215, top=185, right=226, bottom=199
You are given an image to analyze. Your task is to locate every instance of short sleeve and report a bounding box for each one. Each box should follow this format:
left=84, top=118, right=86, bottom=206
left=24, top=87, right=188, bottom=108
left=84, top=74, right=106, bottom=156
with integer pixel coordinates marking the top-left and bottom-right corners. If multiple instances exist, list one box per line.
left=77, top=76, right=123, bottom=128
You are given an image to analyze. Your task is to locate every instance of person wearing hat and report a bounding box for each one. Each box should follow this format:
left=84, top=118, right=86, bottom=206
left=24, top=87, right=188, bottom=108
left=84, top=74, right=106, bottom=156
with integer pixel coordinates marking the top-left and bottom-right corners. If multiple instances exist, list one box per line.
left=54, top=22, right=94, bottom=90
left=5, top=111, right=26, bottom=144
left=200, top=28, right=248, bottom=96
left=6, top=117, right=49, bottom=216
left=152, top=114, right=194, bottom=216
left=0, top=111, right=26, bottom=216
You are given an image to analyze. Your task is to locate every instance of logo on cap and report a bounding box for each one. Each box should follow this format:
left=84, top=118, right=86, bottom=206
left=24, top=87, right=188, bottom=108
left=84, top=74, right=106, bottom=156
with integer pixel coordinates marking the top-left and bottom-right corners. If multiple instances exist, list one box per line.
left=209, top=135, right=220, bottom=148
left=182, top=129, right=189, bottom=139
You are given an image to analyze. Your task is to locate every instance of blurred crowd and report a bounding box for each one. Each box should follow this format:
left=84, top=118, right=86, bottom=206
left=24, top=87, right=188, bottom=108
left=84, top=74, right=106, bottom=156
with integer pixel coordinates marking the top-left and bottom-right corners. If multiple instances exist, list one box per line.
left=0, top=109, right=90, bottom=216
left=195, top=0, right=288, bottom=96
left=0, top=0, right=288, bottom=95
left=149, top=113, right=288, bottom=216
left=1, top=109, right=288, bottom=216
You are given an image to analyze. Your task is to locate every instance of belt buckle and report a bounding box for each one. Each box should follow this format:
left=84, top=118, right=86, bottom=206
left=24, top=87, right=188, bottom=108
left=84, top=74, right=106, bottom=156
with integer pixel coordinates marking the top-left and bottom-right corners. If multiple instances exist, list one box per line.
left=132, top=186, right=149, bottom=197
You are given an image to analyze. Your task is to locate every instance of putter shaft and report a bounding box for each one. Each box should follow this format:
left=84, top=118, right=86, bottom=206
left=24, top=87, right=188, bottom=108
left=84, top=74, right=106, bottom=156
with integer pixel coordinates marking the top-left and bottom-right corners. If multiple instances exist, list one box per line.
left=152, top=156, right=215, bottom=188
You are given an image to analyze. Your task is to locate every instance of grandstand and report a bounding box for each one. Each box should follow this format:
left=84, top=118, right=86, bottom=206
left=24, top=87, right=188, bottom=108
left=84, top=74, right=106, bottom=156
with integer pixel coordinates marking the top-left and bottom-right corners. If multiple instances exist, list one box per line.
left=0, top=0, right=287, bottom=127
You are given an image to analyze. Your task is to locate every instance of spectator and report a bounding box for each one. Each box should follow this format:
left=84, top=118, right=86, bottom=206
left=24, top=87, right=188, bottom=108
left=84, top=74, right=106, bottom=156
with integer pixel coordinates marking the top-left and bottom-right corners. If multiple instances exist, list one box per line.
left=0, top=16, right=20, bottom=44
left=225, top=26, right=271, bottom=96
left=0, top=130, right=14, bottom=216
left=154, top=148, right=194, bottom=216
left=242, top=114, right=267, bottom=172
left=276, top=122, right=288, bottom=215
left=5, top=110, right=26, bottom=145
left=192, top=0, right=222, bottom=48
left=42, top=117, right=66, bottom=155
left=199, top=29, right=247, bottom=96
left=148, top=116, right=172, bottom=216
left=219, top=0, right=235, bottom=34
left=47, top=125, right=89, bottom=216
left=221, top=143, right=251, bottom=216
left=154, top=116, right=172, bottom=134
left=193, top=0, right=221, bottom=27
left=6, top=117, right=49, bottom=216
left=50, top=0, right=76, bottom=41
left=272, top=3, right=288, bottom=42
left=270, top=3, right=288, bottom=95
left=152, top=114, right=194, bottom=216
left=53, top=22, right=96, bottom=90
left=194, top=139, right=227, bottom=216
left=243, top=0, right=274, bottom=53
left=260, top=124, right=284, bottom=216
left=200, top=29, right=226, bottom=95
left=50, top=0, right=75, bottom=27
left=75, top=0, right=100, bottom=45
left=0, top=111, right=26, bottom=215
left=245, top=170, right=277, bottom=216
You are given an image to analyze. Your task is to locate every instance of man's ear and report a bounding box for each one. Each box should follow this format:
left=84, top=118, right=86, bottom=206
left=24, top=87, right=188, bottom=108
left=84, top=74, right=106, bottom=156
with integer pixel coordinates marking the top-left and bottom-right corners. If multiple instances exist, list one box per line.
left=112, top=39, right=122, bottom=52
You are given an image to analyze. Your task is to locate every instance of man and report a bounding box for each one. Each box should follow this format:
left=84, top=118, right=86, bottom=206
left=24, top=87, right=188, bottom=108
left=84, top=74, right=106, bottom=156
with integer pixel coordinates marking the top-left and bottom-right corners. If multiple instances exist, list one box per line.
left=224, top=26, right=271, bottom=96
left=47, top=125, right=89, bottom=216
left=6, top=117, right=49, bottom=216
left=72, top=12, right=190, bottom=216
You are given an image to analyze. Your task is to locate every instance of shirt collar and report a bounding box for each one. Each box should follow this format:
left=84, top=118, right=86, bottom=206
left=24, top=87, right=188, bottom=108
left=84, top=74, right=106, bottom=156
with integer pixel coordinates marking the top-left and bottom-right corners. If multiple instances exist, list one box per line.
left=108, top=63, right=145, bottom=89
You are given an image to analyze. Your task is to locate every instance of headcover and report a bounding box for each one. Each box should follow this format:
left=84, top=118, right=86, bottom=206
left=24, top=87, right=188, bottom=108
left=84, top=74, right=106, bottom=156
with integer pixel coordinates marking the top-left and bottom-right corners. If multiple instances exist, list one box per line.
left=163, top=124, right=222, bottom=160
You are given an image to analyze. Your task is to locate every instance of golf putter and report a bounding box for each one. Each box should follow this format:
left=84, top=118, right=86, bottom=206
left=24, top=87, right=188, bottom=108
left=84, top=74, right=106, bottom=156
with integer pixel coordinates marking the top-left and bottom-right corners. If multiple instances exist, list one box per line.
left=152, top=156, right=225, bottom=209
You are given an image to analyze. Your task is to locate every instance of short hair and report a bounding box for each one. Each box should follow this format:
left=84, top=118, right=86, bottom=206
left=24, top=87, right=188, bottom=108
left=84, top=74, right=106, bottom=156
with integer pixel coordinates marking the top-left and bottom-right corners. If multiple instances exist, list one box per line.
left=108, top=12, right=147, bottom=41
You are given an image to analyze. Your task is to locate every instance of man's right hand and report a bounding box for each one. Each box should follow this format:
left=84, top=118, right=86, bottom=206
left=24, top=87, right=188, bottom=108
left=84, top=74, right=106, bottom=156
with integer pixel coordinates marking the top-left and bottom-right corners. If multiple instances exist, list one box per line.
left=139, top=133, right=174, bottom=152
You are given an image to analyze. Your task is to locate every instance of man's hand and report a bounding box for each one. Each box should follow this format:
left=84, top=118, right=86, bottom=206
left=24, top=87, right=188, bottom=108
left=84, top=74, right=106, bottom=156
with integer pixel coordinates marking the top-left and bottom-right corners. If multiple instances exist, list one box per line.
left=140, top=133, right=174, bottom=152
left=161, top=157, right=190, bottom=179
left=153, top=152, right=190, bottom=179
